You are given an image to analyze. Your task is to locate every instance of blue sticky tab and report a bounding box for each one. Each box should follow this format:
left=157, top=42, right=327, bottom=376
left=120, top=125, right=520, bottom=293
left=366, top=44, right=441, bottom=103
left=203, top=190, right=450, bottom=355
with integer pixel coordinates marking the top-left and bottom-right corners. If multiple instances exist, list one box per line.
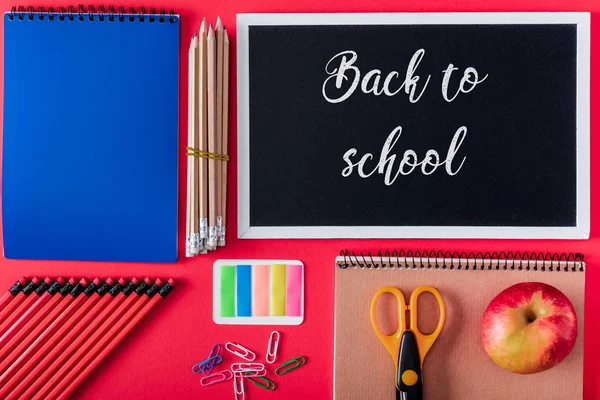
left=236, top=265, right=252, bottom=317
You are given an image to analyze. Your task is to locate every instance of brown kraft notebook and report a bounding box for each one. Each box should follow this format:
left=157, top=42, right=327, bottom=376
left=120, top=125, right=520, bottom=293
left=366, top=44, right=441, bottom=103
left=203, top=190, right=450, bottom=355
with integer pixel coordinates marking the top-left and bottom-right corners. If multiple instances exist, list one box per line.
left=333, top=250, right=585, bottom=400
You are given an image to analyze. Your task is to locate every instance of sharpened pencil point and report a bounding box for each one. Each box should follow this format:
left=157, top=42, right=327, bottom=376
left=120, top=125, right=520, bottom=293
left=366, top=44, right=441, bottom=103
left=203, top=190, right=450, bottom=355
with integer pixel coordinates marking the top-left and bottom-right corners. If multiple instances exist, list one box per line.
left=216, top=16, right=222, bottom=30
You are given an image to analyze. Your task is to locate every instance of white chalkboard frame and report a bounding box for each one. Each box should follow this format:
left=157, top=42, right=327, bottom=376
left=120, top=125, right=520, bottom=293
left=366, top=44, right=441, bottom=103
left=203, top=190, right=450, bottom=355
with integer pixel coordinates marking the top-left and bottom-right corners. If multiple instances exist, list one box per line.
left=237, top=12, right=590, bottom=240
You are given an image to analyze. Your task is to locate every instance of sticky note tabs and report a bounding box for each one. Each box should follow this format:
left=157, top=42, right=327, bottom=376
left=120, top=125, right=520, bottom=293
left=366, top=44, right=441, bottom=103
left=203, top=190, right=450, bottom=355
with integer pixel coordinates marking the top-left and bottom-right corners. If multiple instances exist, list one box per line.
left=252, top=265, right=269, bottom=316
left=236, top=265, right=252, bottom=317
left=220, top=265, right=235, bottom=317
left=286, top=264, right=303, bottom=316
left=270, top=264, right=287, bottom=316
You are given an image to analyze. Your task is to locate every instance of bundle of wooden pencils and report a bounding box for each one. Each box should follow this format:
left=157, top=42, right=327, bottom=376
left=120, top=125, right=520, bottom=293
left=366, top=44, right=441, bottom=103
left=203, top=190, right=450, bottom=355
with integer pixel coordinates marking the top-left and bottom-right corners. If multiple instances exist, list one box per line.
left=0, top=276, right=175, bottom=399
left=186, top=17, right=230, bottom=257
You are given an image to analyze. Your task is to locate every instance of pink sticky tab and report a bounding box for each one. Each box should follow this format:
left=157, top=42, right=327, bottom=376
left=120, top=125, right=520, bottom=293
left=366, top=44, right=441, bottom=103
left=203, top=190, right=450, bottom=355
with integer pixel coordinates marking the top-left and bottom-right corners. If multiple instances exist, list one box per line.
left=286, top=265, right=303, bottom=316
left=252, top=265, right=270, bottom=316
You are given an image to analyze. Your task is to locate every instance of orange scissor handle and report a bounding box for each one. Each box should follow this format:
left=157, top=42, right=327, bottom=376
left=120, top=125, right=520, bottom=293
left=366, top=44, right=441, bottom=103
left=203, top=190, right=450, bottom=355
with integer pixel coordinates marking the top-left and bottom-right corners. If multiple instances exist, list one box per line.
left=370, top=287, right=406, bottom=369
left=408, top=285, right=446, bottom=366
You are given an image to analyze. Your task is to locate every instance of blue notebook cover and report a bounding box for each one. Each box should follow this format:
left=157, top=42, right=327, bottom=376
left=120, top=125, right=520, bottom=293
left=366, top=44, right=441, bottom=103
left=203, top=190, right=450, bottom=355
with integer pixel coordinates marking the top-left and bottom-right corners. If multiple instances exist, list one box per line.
left=2, top=6, right=180, bottom=263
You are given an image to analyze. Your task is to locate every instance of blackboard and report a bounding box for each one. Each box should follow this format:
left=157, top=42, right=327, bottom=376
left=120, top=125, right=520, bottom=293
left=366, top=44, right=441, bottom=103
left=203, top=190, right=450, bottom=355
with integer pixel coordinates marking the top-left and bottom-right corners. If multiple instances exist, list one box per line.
left=237, top=13, right=590, bottom=239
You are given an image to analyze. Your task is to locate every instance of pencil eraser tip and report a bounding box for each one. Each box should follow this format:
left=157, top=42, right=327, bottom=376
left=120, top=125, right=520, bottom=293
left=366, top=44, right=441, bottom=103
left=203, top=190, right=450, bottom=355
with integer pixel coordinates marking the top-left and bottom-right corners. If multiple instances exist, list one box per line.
left=19, top=277, right=28, bottom=285
left=155, top=278, right=164, bottom=286
left=131, top=277, right=140, bottom=285
left=31, top=277, right=41, bottom=285
left=43, top=277, right=53, bottom=285
left=168, top=278, right=176, bottom=286
left=106, top=277, right=115, bottom=286
left=56, top=277, right=66, bottom=285
left=68, top=278, right=77, bottom=286
left=118, top=278, right=126, bottom=285
left=80, top=278, right=88, bottom=286
left=144, top=277, right=152, bottom=285
left=92, top=278, right=101, bottom=286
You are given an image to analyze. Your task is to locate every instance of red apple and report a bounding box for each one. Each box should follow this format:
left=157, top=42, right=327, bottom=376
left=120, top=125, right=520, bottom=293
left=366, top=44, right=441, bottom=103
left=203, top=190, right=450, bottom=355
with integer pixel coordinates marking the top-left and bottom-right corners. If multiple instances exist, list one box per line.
left=481, top=282, right=577, bottom=374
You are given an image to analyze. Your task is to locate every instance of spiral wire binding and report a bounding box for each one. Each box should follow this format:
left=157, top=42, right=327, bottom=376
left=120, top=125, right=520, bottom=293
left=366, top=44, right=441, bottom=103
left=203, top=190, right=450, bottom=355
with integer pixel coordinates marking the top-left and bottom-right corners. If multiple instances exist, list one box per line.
left=337, top=249, right=585, bottom=272
left=7, top=5, right=177, bottom=23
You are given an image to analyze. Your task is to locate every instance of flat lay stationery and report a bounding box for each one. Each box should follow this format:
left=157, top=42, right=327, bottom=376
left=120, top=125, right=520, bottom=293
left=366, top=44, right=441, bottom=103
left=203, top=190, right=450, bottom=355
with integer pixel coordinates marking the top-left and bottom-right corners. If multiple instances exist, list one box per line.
left=0, top=3, right=597, bottom=400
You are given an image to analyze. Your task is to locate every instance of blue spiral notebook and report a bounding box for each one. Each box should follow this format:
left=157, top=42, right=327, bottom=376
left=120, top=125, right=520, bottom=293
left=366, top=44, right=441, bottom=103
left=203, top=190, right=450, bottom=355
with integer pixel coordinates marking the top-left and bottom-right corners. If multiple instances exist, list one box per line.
left=2, top=6, right=180, bottom=263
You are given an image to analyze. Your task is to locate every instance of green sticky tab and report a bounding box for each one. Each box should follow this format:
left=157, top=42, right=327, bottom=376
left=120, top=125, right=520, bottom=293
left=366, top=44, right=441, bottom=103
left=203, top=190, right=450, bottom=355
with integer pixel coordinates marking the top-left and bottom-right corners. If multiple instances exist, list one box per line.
left=270, top=264, right=286, bottom=316
left=220, top=265, right=235, bottom=317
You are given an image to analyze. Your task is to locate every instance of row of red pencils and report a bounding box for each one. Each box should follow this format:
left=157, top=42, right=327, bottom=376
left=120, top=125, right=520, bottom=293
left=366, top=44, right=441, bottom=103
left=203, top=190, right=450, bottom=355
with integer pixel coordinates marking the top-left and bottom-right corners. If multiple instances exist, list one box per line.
left=0, top=276, right=175, bottom=399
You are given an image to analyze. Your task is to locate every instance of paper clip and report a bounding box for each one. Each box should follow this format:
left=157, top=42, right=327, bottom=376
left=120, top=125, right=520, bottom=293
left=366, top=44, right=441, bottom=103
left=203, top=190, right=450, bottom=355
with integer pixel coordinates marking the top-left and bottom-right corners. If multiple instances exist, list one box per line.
left=230, top=363, right=265, bottom=373
left=247, top=375, right=276, bottom=391
left=234, top=372, right=245, bottom=400
left=200, top=370, right=233, bottom=386
left=266, top=331, right=280, bottom=364
left=236, top=368, right=267, bottom=377
left=275, top=356, right=306, bottom=376
left=192, top=355, right=223, bottom=374
left=204, top=344, right=221, bottom=375
left=225, top=342, right=256, bottom=361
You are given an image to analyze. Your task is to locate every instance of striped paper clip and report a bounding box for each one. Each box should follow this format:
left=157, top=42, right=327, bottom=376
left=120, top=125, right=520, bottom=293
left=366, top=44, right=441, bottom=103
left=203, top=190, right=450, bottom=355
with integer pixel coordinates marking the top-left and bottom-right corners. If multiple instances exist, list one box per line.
left=225, top=342, right=256, bottom=361
left=234, top=372, right=245, bottom=400
left=266, top=331, right=280, bottom=364
left=200, top=370, right=233, bottom=386
left=275, top=356, right=306, bottom=376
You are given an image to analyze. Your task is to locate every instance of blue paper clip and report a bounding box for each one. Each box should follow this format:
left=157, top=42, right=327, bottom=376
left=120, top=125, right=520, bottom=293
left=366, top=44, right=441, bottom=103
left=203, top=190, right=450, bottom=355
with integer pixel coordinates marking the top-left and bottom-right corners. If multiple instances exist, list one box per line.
left=192, top=344, right=222, bottom=375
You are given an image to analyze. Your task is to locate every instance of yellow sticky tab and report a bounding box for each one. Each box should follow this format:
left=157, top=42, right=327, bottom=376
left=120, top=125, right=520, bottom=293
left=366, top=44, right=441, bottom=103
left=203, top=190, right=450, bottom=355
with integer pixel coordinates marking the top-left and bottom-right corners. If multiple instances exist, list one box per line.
left=270, top=264, right=287, bottom=316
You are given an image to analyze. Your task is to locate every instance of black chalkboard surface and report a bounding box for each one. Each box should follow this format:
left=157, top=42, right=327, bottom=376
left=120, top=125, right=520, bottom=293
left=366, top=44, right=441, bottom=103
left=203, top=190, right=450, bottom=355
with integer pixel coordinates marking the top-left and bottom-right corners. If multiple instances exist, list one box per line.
left=237, top=13, right=590, bottom=239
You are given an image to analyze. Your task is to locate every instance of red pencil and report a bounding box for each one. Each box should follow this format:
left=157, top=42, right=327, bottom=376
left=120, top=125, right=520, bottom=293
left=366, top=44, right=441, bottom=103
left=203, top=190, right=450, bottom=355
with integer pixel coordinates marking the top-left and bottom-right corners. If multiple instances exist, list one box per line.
left=0, top=277, right=65, bottom=350
left=0, top=277, right=51, bottom=338
left=0, top=277, right=40, bottom=329
left=0, top=278, right=75, bottom=366
left=0, top=278, right=98, bottom=398
left=31, top=278, right=153, bottom=400
left=0, top=277, right=27, bottom=313
left=56, top=279, right=176, bottom=400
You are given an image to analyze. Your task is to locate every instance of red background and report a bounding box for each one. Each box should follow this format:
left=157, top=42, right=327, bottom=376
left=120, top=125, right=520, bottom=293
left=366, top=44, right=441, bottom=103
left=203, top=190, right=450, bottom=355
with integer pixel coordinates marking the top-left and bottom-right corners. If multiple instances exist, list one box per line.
left=0, top=0, right=598, bottom=399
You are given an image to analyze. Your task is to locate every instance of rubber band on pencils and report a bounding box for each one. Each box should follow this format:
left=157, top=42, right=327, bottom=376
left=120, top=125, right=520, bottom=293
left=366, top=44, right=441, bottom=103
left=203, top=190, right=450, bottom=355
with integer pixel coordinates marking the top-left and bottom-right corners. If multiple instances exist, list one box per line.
left=186, top=147, right=229, bottom=161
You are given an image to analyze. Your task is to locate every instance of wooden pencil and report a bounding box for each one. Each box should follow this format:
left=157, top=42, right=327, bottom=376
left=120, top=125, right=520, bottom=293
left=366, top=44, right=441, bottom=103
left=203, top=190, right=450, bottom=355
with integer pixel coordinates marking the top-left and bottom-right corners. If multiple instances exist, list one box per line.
left=198, top=19, right=208, bottom=254
left=219, top=28, right=229, bottom=247
left=191, top=33, right=201, bottom=254
left=215, top=17, right=224, bottom=247
left=207, top=25, right=217, bottom=250
left=185, top=35, right=194, bottom=257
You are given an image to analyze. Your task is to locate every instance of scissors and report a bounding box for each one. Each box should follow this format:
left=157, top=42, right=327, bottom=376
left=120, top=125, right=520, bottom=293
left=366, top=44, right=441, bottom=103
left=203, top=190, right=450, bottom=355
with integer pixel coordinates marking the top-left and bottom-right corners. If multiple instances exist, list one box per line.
left=370, top=286, right=445, bottom=400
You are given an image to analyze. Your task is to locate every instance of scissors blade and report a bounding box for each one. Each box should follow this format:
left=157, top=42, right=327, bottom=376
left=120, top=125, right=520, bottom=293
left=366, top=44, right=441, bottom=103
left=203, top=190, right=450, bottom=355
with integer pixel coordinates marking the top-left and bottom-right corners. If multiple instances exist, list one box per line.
left=396, top=331, right=423, bottom=400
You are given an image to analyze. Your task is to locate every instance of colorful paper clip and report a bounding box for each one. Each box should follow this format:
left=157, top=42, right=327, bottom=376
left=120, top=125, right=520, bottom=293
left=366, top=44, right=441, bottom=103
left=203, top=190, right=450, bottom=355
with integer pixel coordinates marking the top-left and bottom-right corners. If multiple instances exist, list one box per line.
left=246, top=375, right=276, bottom=391
left=192, top=355, right=223, bottom=374
left=192, top=344, right=222, bottom=375
left=225, top=342, right=256, bottom=361
left=234, top=372, right=245, bottom=400
left=266, top=331, right=280, bottom=364
left=200, top=370, right=233, bottom=386
left=230, top=363, right=265, bottom=373
left=275, top=356, right=306, bottom=376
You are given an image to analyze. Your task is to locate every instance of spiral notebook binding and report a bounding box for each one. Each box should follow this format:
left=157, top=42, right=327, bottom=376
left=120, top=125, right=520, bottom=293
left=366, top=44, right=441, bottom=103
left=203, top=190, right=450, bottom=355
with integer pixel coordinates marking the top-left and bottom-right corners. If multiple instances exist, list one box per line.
left=7, top=5, right=177, bottom=23
left=337, top=249, right=585, bottom=272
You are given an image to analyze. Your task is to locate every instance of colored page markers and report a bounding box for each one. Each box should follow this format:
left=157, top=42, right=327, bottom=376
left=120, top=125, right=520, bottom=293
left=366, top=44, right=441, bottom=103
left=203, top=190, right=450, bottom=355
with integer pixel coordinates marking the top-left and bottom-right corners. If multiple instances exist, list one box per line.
left=213, top=260, right=304, bottom=325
